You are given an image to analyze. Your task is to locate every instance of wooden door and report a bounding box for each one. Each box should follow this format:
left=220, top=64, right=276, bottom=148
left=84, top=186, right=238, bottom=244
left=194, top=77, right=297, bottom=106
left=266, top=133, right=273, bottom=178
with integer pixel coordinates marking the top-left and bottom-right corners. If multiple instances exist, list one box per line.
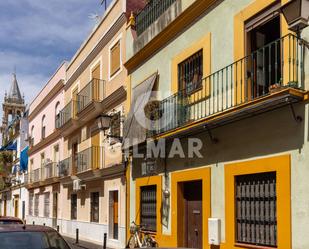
left=91, top=131, right=100, bottom=169
left=184, top=181, right=203, bottom=249
left=14, top=198, right=19, bottom=218
left=4, top=200, right=7, bottom=216
left=113, top=191, right=119, bottom=239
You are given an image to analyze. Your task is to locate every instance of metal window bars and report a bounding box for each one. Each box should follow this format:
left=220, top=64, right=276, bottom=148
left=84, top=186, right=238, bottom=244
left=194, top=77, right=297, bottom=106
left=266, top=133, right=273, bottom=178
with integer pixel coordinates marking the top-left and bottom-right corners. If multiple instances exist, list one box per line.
left=140, top=185, right=157, bottom=231
left=236, top=172, right=277, bottom=247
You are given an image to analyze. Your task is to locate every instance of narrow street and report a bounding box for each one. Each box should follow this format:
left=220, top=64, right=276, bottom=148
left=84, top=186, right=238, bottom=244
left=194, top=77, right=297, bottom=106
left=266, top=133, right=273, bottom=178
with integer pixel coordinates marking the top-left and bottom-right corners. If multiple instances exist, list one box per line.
left=63, top=236, right=113, bottom=249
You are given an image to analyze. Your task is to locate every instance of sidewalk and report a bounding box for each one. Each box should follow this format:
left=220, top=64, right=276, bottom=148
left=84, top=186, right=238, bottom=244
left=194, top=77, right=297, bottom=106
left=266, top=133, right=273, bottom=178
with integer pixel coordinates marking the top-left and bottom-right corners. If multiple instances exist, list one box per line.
left=63, top=235, right=113, bottom=249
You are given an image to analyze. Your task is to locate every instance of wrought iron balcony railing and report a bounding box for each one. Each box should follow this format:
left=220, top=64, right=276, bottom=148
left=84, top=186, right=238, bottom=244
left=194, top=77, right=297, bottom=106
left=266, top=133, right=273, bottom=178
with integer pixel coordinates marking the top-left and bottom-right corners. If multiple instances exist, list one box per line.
left=135, top=0, right=177, bottom=36
left=77, top=79, right=105, bottom=113
left=56, top=100, right=78, bottom=128
left=149, top=34, right=306, bottom=136
left=32, top=168, right=41, bottom=183
left=24, top=173, right=30, bottom=185
left=76, top=146, right=102, bottom=174
left=58, top=157, right=72, bottom=178
left=43, top=162, right=58, bottom=180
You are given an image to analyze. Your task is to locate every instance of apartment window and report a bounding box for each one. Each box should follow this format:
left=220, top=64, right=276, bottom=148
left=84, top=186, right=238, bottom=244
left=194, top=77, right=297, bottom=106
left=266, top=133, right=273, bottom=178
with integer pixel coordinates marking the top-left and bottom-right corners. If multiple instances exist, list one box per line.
left=140, top=185, right=157, bottom=231
left=53, top=145, right=59, bottom=163
left=110, top=112, right=121, bottom=144
left=30, top=125, right=34, bottom=146
left=110, top=40, right=121, bottom=77
left=34, top=194, right=39, bottom=217
left=29, top=193, right=34, bottom=216
left=71, top=194, right=77, bottom=220
left=81, top=126, right=89, bottom=142
left=44, top=192, right=50, bottom=217
left=41, top=153, right=45, bottom=168
left=41, top=115, right=46, bottom=139
left=178, top=50, right=203, bottom=94
left=90, top=192, right=99, bottom=223
left=236, top=172, right=277, bottom=247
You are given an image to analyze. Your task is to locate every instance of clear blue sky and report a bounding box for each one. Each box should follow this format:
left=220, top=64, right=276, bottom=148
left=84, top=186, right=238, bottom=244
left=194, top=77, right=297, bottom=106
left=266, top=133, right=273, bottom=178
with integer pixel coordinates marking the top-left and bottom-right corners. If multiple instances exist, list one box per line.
left=0, top=0, right=107, bottom=113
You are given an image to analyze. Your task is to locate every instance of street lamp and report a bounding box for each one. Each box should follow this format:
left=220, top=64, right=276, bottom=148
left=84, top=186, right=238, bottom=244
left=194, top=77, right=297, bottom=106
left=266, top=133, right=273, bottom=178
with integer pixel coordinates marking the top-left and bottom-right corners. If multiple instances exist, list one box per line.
left=97, top=115, right=112, bottom=131
left=97, top=114, right=123, bottom=142
left=280, top=0, right=309, bottom=35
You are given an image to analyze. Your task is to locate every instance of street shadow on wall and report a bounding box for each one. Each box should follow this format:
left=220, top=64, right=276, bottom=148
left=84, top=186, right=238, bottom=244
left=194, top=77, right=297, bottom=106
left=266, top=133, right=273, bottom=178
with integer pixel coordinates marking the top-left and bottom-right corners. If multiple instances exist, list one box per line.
left=132, top=102, right=306, bottom=177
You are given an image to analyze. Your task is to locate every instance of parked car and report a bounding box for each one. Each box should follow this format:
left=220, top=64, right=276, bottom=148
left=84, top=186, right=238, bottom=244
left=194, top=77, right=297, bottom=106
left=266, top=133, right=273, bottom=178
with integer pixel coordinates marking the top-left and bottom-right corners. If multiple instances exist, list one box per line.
left=0, top=224, right=71, bottom=249
left=0, top=216, right=24, bottom=224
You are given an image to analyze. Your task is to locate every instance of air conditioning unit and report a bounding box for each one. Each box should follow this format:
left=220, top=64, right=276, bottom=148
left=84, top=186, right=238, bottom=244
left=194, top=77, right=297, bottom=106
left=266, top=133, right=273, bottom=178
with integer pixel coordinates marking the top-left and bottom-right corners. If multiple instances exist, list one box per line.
left=73, top=179, right=86, bottom=191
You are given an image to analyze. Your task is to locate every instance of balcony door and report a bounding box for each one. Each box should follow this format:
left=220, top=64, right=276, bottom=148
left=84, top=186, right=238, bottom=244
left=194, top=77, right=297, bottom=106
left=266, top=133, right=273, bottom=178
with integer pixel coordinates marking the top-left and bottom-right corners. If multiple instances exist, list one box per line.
left=72, top=88, right=78, bottom=118
left=91, top=129, right=100, bottom=170
left=91, top=64, right=100, bottom=101
left=245, top=2, right=281, bottom=98
left=14, top=196, right=19, bottom=218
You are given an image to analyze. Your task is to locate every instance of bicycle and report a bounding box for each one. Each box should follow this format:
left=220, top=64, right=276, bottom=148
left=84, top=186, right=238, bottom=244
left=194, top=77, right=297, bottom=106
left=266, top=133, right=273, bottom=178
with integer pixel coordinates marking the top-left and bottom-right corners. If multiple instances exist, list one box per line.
left=127, top=221, right=158, bottom=248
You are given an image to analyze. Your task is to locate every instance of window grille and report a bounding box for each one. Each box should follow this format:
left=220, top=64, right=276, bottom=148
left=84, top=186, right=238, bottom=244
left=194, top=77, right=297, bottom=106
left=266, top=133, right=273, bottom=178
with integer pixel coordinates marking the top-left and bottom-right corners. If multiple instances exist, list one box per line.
left=29, top=193, right=34, bottom=216
left=140, top=185, right=157, bottom=231
left=90, top=192, right=100, bottom=223
left=34, top=194, right=39, bottom=217
left=44, top=192, right=50, bottom=217
left=235, top=172, right=277, bottom=247
left=71, top=194, right=77, bottom=220
left=178, top=50, right=203, bottom=94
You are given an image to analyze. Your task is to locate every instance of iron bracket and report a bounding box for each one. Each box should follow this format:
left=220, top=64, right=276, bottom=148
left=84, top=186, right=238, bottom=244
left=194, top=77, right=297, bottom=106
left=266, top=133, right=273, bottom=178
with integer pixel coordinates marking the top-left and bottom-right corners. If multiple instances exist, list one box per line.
left=204, top=124, right=219, bottom=144
left=289, top=103, right=302, bottom=123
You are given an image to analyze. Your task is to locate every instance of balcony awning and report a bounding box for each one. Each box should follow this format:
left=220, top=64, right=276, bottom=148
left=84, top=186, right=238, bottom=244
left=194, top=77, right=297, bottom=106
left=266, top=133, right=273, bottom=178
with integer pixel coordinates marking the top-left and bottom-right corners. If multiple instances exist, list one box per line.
left=123, top=73, right=157, bottom=150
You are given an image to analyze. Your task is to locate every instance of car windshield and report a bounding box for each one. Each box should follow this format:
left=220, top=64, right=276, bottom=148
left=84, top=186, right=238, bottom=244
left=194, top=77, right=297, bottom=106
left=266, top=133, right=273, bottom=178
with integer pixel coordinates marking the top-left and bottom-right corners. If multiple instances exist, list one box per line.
left=0, top=231, right=71, bottom=249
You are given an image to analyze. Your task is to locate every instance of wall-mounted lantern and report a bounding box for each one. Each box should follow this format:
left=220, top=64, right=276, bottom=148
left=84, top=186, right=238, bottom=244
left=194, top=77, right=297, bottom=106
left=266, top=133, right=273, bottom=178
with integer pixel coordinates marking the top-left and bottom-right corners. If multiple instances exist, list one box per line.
left=280, top=0, right=309, bottom=34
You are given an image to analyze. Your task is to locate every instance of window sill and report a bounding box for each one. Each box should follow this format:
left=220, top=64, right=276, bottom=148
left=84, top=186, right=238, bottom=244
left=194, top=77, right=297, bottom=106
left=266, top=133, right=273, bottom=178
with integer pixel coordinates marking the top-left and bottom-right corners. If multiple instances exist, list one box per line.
left=235, top=243, right=277, bottom=249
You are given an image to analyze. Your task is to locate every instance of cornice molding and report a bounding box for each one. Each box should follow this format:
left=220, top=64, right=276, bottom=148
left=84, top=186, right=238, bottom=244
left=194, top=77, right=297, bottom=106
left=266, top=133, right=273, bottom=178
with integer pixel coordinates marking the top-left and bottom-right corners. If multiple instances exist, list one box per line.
left=28, top=80, right=64, bottom=122
left=28, top=130, right=61, bottom=156
left=65, top=13, right=127, bottom=91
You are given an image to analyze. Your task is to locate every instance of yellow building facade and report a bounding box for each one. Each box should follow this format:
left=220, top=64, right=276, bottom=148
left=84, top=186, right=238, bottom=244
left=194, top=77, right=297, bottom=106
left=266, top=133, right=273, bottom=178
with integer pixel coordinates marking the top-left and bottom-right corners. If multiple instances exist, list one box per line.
left=124, top=0, right=309, bottom=249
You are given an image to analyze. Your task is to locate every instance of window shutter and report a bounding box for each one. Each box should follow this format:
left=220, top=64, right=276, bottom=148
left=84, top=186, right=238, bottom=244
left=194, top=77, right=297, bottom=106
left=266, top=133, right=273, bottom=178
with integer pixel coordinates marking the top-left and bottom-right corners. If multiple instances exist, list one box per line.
left=110, top=41, right=121, bottom=77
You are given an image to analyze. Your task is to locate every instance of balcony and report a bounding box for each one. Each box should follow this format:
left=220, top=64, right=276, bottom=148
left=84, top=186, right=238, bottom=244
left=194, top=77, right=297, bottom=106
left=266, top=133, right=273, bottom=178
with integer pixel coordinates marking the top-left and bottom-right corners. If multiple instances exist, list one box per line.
left=132, top=0, right=181, bottom=54
left=43, top=162, right=58, bottom=180
left=77, top=79, right=104, bottom=113
left=56, top=100, right=79, bottom=136
left=76, top=146, right=103, bottom=174
left=32, top=168, right=41, bottom=183
left=135, top=0, right=177, bottom=36
left=58, top=157, right=73, bottom=178
left=148, top=34, right=307, bottom=138
left=77, top=79, right=105, bottom=122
